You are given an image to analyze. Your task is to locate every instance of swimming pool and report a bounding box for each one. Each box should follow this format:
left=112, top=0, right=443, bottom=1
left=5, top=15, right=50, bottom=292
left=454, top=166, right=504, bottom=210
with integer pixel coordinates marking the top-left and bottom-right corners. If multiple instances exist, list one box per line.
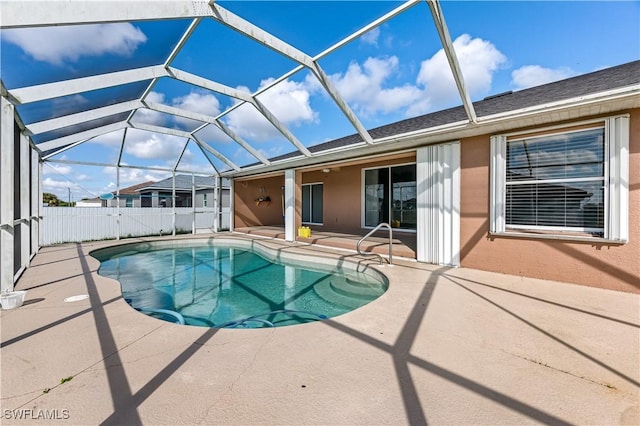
left=92, top=238, right=388, bottom=328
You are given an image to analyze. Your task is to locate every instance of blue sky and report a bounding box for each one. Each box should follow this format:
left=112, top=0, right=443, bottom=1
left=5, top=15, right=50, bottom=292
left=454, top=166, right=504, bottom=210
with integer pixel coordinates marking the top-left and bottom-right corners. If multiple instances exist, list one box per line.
left=1, top=1, right=638, bottom=201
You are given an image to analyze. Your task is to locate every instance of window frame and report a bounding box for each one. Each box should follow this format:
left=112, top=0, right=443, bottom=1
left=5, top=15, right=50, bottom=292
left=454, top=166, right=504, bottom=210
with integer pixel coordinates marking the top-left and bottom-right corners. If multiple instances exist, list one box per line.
left=301, top=182, right=323, bottom=225
left=361, top=162, right=417, bottom=232
left=490, top=115, right=629, bottom=243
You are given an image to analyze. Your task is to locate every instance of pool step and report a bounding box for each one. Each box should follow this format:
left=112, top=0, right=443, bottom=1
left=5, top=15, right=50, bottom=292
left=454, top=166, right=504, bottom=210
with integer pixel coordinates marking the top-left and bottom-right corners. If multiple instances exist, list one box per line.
left=330, top=276, right=385, bottom=298
left=313, top=276, right=382, bottom=309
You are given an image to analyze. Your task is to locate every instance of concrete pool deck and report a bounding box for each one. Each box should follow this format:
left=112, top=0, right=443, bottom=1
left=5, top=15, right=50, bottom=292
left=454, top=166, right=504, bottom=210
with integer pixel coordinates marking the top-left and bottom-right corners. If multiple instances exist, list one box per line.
left=1, top=232, right=638, bottom=425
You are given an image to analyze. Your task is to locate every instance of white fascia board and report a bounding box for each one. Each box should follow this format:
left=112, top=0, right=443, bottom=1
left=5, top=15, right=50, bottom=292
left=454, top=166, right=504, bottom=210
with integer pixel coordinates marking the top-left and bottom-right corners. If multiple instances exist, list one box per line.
left=210, top=3, right=315, bottom=69
left=37, top=122, right=127, bottom=152
left=26, top=100, right=143, bottom=135
left=168, top=67, right=254, bottom=102
left=477, top=85, right=640, bottom=125
left=131, top=122, right=192, bottom=139
left=426, top=0, right=477, bottom=124
left=310, top=63, right=373, bottom=144
left=192, top=134, right=241, bottom=172
left=9, top=65, right=168, bottom=105
left=251, top=98, right=312, bottom=157
left=0, top=1, right=213, bottom=29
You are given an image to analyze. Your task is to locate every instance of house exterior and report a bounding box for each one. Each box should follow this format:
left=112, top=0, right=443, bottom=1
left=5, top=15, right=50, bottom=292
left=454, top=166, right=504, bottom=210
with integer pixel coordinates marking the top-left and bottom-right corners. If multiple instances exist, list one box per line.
left=136, top=175, right=231, bottom=209
left=102, top=181, right=155, bottom=208
left=233, top=61, right=640, bottom=293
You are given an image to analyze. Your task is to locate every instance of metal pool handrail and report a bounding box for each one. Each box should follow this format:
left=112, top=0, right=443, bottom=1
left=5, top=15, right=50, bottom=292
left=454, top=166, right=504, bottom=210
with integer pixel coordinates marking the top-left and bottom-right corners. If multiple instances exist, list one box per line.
left=138, top=308, right=186, bottom=325
left=356, top=222, right=393, bottom=265
left=216, top=309, right=327, bottom=328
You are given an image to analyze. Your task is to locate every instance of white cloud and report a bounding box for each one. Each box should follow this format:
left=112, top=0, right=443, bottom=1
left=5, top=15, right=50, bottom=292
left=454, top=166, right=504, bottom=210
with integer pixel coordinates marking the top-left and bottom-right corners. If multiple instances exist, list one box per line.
left=331, top=56, right=424, bottom=116
left=171, top=91, right=221, bottom=131
left=42, top=177, right=82, bottom=195
left=173, top=92, right=221, bottom=117
left=133, top=92, right=168, bottom=127
left=3, top=23, right=147, bottom=65
left=125, top=133, right=187, bottom=160
left=193, top=124, right=230, bottom=144
left=103, top=166, right=169, bottom=187
left=361, top=27, right=380, bottom=47
left=226, top=78, right=318, bottom=141
left=511, top=65, right=574, bottom=90
left=417, top=33, right=506, bottom=106
left=42, top=163, right=72, bottom=176
left=91, top=129, right=127, bottom=148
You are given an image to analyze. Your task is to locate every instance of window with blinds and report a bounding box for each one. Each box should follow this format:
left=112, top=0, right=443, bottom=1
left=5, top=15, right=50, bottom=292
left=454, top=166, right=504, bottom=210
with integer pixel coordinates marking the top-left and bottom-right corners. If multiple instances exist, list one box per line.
left=505, top=127, right=605, bottom=235
left=490, top=115, right=629, bottom=242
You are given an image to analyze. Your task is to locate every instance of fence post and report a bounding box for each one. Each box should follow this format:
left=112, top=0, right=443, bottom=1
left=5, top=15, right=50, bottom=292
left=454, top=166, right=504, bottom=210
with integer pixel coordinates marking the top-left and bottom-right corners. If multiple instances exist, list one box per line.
left=116, top=165, right=120, bottom=240
left=192, top=173, right=196, bottom=234
left=172, top=172, right=176, bottom=236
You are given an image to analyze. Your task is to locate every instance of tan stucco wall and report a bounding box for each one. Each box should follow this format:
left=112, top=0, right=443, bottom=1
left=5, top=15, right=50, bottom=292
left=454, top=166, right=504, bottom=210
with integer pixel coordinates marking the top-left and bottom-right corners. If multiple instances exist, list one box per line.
left=302, top=153, right=416, bottom=233
left=460, top=109, right=640, bottom=293
left=233, top=175, right=285, bottom=227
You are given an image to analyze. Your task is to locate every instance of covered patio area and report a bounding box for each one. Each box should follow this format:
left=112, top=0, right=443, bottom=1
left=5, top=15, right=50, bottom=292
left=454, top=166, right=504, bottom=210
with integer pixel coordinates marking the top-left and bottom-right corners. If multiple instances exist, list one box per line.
left=234, top=225, right=417, bottom=260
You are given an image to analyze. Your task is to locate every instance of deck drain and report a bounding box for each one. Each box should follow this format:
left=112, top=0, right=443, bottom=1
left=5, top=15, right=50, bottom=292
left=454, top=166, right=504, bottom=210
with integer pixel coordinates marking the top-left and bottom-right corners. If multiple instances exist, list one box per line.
left=64, top=294, right=89, bottom=303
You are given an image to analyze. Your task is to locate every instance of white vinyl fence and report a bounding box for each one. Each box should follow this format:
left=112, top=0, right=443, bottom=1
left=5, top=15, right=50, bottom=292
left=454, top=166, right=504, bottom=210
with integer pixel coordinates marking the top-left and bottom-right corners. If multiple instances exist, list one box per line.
left=41, top=207, right=230, bottom=246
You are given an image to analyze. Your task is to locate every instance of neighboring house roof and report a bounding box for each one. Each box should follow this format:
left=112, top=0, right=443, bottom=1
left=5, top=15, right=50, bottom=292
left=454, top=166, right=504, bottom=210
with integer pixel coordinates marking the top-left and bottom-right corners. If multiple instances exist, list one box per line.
left=266, top=60, right=640, bottom=163
left=136, top=175, right=230, bottom=192
left=111, top=181, right=156, bottom=196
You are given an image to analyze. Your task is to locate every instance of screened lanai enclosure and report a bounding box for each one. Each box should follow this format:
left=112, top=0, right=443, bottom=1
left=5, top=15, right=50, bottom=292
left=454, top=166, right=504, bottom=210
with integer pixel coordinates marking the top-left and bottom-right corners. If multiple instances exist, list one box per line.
left=0, top=0, right=485, bottom=292
left=1, top=0, right=639, bottom=293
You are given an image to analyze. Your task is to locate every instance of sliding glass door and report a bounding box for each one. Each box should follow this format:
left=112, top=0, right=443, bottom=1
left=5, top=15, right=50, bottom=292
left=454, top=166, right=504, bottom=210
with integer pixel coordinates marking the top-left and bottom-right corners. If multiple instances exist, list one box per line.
left=364, top=164, right=416, bottom=230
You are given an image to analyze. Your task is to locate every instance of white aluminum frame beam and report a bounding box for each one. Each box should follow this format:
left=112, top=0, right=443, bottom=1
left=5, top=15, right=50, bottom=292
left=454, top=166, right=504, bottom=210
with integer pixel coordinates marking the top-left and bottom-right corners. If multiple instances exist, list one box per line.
left=30, top=149, right=40, bottom=255
left=309, top=63, right=374, bottom=144
left=37, top=122, right=127, bottom=152
left=426, top=0, right=477, bottom=123
left=173, top=139, right=191, bottom=171
left=283, top=169, right=297, bottom=242
left=210, top=4, right=315, bottom=69
left=25, top=100, right=143, bottom=135
left=47, top=158, right=210, bottom=175
left=130, top=122, right=240, bottom=172
left=42, top=138, right=92, bottom=160
left=130, top=122, right=192, bottom=139
left=0, top=1, right=214, bottom=29
left=1, top=97, right=15, bottom=292
left=210, top=3, right=373, bottom=146
left=191, top=134, right=241, bottom=172
left=251, top=98, right=312, bottom=157
left=209, top=119, right=271, bottom=165
left=19, top=132, right=30, bottom=275
left=146, top=101, right=270, bottom=165
left=8, top=65, right=168, bottom=105
left=168, top=68, right=254, bottom=103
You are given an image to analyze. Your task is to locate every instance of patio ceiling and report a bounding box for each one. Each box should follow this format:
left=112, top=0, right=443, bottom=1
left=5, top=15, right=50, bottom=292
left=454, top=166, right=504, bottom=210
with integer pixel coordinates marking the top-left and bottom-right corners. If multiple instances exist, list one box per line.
left=0, top=0, right=474, bottom=178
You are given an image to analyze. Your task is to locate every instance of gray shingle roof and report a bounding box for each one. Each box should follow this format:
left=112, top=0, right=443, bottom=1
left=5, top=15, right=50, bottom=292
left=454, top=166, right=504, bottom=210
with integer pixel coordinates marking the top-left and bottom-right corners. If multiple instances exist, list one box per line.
left=267, top=60, right=639, bottom=163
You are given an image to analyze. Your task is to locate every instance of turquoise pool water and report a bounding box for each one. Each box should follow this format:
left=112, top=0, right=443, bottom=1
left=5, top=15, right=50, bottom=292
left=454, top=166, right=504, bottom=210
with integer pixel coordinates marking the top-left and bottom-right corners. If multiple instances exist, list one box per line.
left=94, top=241, right=387, bottom=328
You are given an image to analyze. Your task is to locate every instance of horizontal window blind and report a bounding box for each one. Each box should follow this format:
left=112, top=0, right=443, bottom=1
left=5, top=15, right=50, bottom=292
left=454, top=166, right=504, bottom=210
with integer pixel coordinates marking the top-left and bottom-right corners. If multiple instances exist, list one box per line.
left=505, top=127, right=605, bottom=235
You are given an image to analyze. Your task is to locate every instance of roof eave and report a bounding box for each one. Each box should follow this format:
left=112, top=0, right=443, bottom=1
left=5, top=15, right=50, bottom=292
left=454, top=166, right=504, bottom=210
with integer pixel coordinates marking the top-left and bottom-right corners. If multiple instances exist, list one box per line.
left=224, top=84, right=640, bottom=179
